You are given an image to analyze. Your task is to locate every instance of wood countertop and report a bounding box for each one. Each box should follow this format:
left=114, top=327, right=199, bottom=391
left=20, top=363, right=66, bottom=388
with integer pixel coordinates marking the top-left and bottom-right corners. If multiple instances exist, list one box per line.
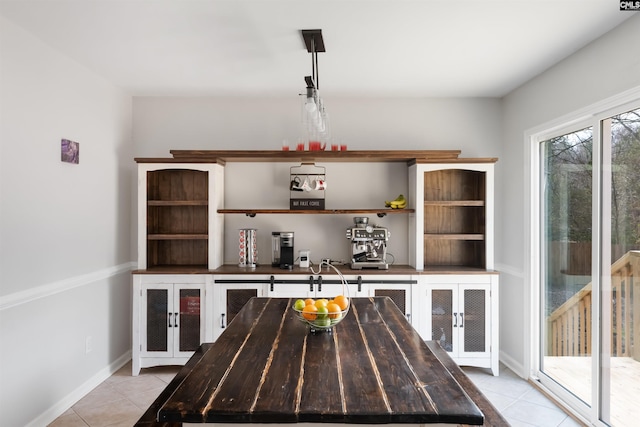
left=132, top=264, right=498, bottom=276
left=156, top=297, right=484, bottom=425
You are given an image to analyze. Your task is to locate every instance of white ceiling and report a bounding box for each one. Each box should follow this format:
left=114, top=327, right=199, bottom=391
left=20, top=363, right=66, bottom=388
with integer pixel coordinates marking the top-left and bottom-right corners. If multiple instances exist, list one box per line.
left=0, top=1, right=635, bottom=98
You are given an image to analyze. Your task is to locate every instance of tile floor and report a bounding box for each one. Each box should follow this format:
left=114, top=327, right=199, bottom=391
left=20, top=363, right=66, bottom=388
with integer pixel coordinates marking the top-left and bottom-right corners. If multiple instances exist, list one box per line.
left=48, top=362, right=584, bottom=427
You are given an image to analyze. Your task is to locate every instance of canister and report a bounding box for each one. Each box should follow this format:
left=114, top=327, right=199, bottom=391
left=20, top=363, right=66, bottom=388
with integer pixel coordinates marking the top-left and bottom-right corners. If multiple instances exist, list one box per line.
left=238, top=228, right=257, bottom=268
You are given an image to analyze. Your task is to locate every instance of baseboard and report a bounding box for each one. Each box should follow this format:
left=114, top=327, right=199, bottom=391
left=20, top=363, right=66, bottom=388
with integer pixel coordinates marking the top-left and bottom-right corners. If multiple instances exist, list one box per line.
left=499, top=350, right=526, bottom=378
left=26, top=351, right=132, bottom=427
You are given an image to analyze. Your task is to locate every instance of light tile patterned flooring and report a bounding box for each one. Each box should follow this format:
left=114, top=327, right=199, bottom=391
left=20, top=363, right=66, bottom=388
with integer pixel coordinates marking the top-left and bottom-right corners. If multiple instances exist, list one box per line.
left=48, top=362, right=584, bottom=427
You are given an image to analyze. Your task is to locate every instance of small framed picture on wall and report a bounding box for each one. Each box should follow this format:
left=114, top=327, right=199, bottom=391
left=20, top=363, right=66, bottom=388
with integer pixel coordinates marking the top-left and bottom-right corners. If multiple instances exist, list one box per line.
left=61, top=139, right=79, bottom=164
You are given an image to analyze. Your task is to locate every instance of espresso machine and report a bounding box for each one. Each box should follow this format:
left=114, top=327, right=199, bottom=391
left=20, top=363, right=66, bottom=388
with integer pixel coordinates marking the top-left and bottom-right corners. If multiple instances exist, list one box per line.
left=271, top=232, right=295, bottom=270
left=346, top=217, right=390, bottom=270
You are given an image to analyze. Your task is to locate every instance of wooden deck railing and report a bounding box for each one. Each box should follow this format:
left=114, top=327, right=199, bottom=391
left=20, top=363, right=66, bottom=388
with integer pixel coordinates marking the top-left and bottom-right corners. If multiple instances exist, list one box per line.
left=547, top=250, right=640, bottom=360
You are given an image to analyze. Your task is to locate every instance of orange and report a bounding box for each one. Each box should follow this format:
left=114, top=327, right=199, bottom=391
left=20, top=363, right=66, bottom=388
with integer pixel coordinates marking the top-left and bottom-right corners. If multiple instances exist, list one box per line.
left=304, top=298, right=315, bottom=306
left=326, top=302, right=342, bottom=319
left=302, top=304, right=318, bottom=320
left=334, top=295, right=349, bottom=311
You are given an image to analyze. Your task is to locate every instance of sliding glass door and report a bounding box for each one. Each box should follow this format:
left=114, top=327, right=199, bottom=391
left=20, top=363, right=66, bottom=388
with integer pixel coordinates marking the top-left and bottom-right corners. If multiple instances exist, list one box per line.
left=599, top=109, right=640, bottom=426
left=538, top=107, right=639, bottom=426
left=540, top=126, right=594, bottom=406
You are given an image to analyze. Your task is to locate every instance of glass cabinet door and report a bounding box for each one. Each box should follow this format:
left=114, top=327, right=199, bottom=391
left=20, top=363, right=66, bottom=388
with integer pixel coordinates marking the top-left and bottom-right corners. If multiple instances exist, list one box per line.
left=459, top=286, right=489, bottom=357
left=431, top=287, right=454, bottom=352
left=143, top=285, right=171, bottom=356
left=177, top=288, right=202, bottom=354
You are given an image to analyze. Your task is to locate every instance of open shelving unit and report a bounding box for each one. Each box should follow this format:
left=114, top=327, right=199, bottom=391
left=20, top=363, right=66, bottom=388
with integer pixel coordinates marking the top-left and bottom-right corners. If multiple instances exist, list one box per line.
left=145, top=169, right=209, bottom=269
left=422, top=168, right=488, bottom=269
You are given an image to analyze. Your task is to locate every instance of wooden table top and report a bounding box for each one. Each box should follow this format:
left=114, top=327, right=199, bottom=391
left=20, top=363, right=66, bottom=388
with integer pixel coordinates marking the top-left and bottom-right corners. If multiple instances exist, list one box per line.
left=157, top=297, right=484, bottom=425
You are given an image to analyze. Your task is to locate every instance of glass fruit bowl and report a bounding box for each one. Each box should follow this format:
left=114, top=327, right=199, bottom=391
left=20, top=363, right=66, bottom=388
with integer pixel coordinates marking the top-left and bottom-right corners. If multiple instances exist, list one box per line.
left=292, top=295, right=349, bottom=332
left=291, top=261, right=350, bottom=332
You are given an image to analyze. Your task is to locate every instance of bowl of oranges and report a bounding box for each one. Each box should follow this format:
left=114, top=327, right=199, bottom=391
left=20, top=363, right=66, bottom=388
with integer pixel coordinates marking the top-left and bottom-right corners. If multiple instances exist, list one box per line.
left=292, top=294, right=350, bottom=332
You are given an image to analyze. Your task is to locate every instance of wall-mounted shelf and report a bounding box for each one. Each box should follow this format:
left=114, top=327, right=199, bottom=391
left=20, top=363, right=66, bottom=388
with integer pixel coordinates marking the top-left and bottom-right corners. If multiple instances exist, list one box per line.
left=164, top=149, right=463, bottom=164
left=217, top=208, right=414, bottom=218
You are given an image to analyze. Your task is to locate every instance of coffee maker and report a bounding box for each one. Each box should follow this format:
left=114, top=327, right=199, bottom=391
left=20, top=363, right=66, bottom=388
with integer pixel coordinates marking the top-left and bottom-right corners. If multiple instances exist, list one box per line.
left=346, top=217, right=390, bottom=270
left=271, top=232, right=295, bottom=270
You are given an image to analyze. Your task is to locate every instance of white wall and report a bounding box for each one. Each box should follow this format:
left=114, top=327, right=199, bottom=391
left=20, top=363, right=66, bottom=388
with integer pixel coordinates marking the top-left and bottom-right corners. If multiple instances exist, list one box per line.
left=133, top=97, right=502, bottom=265
left=0, top=16, right=133, bottom=427
left=498, top=14, right=640, bottom=375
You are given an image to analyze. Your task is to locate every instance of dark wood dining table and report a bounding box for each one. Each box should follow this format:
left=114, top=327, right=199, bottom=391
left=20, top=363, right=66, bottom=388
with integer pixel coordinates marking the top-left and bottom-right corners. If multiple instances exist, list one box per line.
left=156, top=297, right=484, bottom=425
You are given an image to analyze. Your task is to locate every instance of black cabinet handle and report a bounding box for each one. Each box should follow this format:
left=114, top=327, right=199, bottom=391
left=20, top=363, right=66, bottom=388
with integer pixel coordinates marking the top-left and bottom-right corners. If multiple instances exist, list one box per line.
left=357, top=276, right=362, bottom=293
left=168, top=312, right=173, bottom=327
left=309, top=275, right=314, bottom=292
left=453, top=313, right=458, bottom=327
left=460, top=313, right=464, bottom=328
left=317, top=275, right=322, bottom=293
left=174, top=312, right=178, bottom=327
left=221, top=313, right=226, bottom=329
left=270, top=275, right=274, bottom=292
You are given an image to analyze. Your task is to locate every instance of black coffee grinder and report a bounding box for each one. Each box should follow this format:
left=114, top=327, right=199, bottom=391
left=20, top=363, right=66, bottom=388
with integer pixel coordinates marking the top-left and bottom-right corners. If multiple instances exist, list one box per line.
left=271, top=232, right=295, bottom=269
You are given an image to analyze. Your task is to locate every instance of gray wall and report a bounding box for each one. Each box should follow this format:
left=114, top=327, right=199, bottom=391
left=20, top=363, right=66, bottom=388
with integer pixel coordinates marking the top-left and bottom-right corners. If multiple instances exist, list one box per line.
left=498, top=14, right=640, bottom=374
left=0, top=16, right=134, bottom=427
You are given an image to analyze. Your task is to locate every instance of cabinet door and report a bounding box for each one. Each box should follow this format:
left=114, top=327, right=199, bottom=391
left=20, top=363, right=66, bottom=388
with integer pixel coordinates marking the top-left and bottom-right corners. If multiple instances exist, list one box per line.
left=369, top=283, right=412, bottom=323
left=174, top=284, right=205, bottom=358
left=141, top=284, right=172, bottom=358
left=457, top=284, right=491, bottom=359
left=213, top=282, right=266, bottom=340
left=429, top=285, right=456, bottom=353
left=269, top=276, right=315, bottom=298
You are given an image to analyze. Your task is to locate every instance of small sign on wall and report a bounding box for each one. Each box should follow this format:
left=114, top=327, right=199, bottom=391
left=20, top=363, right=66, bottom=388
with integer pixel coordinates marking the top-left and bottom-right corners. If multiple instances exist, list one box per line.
left=61, top=139, right=79, bottom=164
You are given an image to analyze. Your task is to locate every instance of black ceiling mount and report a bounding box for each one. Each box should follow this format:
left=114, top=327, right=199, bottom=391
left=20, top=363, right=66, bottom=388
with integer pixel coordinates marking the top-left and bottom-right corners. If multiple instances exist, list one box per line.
left=301, top=29, right=325, bottom=90
left=301, top=29, right=325, bottom=53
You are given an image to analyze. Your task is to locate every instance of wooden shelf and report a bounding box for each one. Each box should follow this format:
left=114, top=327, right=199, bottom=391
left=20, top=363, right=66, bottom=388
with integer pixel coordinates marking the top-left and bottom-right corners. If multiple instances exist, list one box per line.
left=424, top=233, right=485, bottom=240
left=165, top=149, right=462, bottom=164
left=148, top=200, right=208, bottom=206
left=424, top=200, right=485, bottom=206
left=218, top=208, right=414, bottom=217
left=148, top=234, right=209, bottom=240
left=133, top=150, right=501, bottom=165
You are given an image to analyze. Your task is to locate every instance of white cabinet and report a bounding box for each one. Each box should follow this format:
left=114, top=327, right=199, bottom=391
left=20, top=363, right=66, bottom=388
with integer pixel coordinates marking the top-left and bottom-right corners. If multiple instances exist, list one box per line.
left=132, top=274, right=208, bottom=375
left=417, top=274, right=499, bottom=375
left=211, top=276, right=268, bottom=341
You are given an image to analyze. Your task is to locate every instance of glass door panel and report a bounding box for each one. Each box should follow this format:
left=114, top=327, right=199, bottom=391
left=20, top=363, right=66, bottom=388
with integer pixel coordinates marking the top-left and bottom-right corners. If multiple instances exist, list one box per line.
left=178, top=288, right=201, bottom=352
left=146, top=288, right=169, bottom=352
left=462, top=288, right=486, bottom=353
left=600, top=108, right=640, bottom=427
left=432, top=288, right=454, bottom=352
left=540, top=126, right=593, bottom=406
